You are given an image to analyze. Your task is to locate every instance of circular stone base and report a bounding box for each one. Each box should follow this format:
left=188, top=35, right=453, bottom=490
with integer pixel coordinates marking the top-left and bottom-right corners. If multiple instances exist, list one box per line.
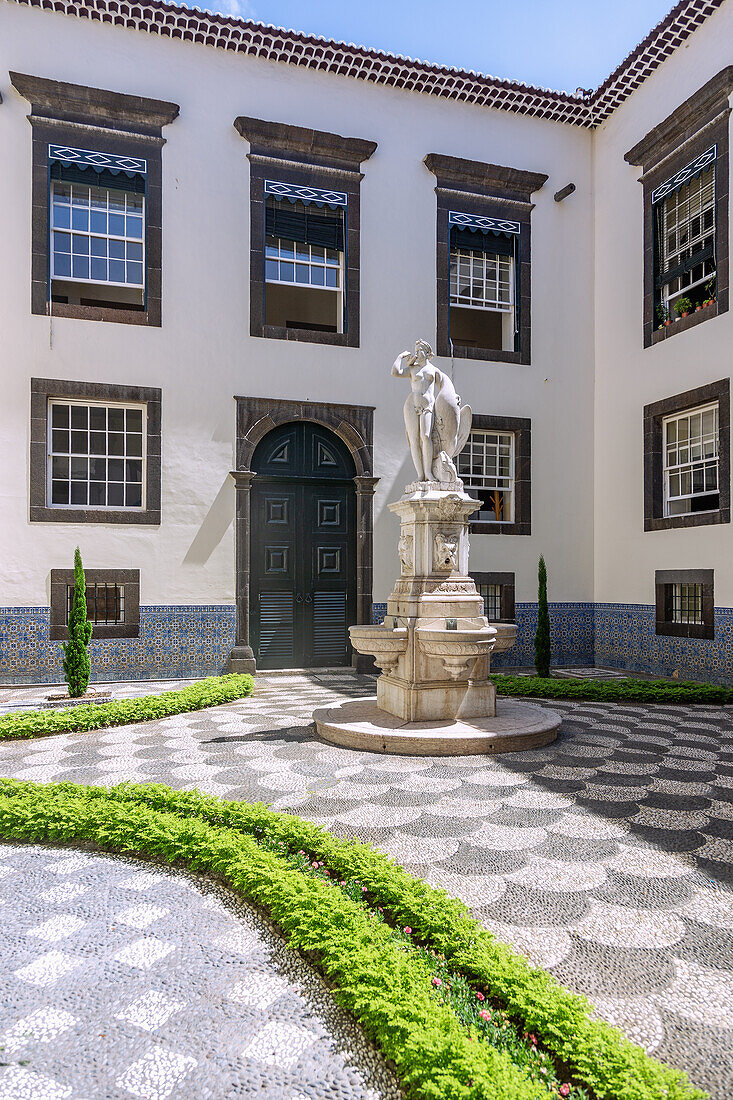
left=313, top=697, right=561, bottom=756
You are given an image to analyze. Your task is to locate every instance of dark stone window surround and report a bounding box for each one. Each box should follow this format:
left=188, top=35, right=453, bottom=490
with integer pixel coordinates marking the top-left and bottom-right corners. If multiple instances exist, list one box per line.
left=49, top=568, right=140, bottom=641
left=10, top=72, right=179, bottom=328
left=423, top=154, right=548, bottom=366
left=465, top=413, right=531, bottom=535
left=234, top=117, right=377, bottom=348
left=470, top=571, right=516, bottom=622
left=624, top=67, right=732, bottom=349
left=30, top=377, right=162, bottom=525
left=643, top=377, right=730, bottom=532
left=655, top=568, right=714, bottom=640
left=229, top=395, right=377, bottom=673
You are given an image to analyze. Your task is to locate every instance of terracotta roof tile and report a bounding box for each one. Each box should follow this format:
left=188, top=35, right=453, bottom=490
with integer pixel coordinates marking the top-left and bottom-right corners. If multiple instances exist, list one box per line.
left=5, top=0, right=726, bottom=126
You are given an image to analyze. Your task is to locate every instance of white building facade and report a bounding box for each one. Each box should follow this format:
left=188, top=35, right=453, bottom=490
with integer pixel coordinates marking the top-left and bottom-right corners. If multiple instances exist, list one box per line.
left=0, top=0, right=730, bottom=683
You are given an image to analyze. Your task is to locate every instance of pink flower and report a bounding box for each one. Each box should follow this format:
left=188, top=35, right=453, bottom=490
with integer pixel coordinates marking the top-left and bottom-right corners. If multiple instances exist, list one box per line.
left=432, top=977, right=442, bottom=987
left=361, top=886, right=367, bottom=892
left=529, top=1034, right=537, bottom=1046
left=404, top=927, right=412, bottom=934
left=340, top=881, right=345, bottom=886
left=559, top=1086, right=570, bottom=1097
left=475, top=992, right=485, bottom=1001
left=478, top=1009, right=491, bottom=1021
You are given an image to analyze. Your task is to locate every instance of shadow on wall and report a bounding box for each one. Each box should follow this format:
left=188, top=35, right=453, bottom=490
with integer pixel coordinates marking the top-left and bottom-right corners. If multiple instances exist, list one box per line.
left=183, top=478, right=234, bottom=566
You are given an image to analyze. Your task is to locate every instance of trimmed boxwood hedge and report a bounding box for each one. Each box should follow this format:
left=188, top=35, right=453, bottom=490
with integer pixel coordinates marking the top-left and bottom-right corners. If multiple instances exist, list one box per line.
left=0, top=779, right=705, bottom=1100
left=492, top=674, right=729, bottom=705
left=0, top=674, right=254, bottom=741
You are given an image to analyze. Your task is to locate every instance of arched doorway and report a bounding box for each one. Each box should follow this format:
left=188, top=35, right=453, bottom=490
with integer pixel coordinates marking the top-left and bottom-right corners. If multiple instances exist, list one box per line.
left=250, top=422, right=357, bottom=669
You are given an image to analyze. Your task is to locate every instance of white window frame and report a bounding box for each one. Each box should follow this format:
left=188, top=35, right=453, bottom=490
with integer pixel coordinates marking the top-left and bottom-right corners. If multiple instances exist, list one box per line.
left=663, top=401, right=719, bottom=517
left=47, top=398, right=147, bottom=511
left=457, top=430, right=515, bottom=523
left=450, top=247, right=514, bottom=313
left=660, top=166, right=716, bottom=309
left=264, top=237, right=343, bottom=293
left=50, top=180, right=145, bottom=291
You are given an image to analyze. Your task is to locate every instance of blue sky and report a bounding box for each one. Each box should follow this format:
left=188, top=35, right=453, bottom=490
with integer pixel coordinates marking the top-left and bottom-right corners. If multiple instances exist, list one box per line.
left=197, top=0, right=677, bottom=94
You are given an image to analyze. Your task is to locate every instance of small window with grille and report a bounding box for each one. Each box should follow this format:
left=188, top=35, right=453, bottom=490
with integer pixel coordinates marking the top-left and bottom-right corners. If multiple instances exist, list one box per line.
left=264, top=189, right=345, bottom=333
left=655, top=569, right=713, bottom=639
left=67, top=582, right=125, bottom=625
left=50, top=568, right=139, bottom=640
left=457, top=430, right=514, bottom=522
left=663, top=402, right=719, bottom=517
left=471, top=572, right=515, bottom=623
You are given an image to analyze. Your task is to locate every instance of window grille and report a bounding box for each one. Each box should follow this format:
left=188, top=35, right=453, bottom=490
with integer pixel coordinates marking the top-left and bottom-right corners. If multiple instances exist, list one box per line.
left=67, top=582, right=125, bottom=625
left=48, top=400, right=145, bottom=509
left=450, top=249, right=513, bottom=311
left=668, top=582, right=703, bottom=625
left=657, top=165, right=715, bottom=307
left=477, top=583, right=502, bottom=621
left=457, top=431, right=514, bottom=522
left=51, top=181, right=145, bottom=288
left=663, top=403, right=719, bottom=516
left=265, top=238, right=341, bottom=290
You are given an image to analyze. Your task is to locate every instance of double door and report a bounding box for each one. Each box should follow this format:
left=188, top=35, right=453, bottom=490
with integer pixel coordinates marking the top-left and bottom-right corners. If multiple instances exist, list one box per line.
left=251, top=478, right=356, bottom=669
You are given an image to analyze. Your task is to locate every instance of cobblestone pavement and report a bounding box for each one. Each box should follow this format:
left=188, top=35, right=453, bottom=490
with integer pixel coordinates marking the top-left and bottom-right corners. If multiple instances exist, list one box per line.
left=1, top=670, right=733, bottom=1098
left=0, top=843, right=399, bottom=1100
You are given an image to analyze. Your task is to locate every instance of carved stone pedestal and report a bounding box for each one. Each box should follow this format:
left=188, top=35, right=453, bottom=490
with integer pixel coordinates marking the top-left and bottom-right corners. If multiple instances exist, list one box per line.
left=350, top=485, right=514, bottom=722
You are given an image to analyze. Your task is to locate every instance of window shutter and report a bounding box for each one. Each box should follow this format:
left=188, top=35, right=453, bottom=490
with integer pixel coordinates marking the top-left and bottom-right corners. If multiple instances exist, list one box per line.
left=50, top=162, right=146, bottom=195
left=265, top=204, right=344, bottom=251
left=450, top=226, right=515, bottom=256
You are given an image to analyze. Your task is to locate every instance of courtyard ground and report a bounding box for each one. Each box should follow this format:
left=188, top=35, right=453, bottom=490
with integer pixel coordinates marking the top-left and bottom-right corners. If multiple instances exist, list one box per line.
left=1, top=670, right=732, bottom=1099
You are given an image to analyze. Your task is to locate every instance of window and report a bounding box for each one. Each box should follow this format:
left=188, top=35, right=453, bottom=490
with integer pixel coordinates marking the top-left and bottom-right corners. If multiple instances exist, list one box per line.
left=655, top=569, right=713, bottom=639
left=624, top=69, right=731, bottom=347
left=424, top=154, right=547, bottom=365
left=9, top=72, right=178, bottom=327
left=457, top=430, right=514, bottom=522
left=449, top=220, right=517, bottom=353
left=264, top=192, right=345, bottom=333
left=656, top=162, right=716, bottom=317
left=235, top=116, right=376, bottom=347
left=30, top=378, right=162, bottom=525
left=50, top=568, right=140, bottom=640
left=471, top=572, right=515, bottom=622
left=48, top=400, right=145, bottom=510
left=51, top=174, right=145, bottom=311
left=663, top=403, right=719, bottom=516
left=643, top=379, right=729, bottom=532
left=67, top=581, right=125, bottom=625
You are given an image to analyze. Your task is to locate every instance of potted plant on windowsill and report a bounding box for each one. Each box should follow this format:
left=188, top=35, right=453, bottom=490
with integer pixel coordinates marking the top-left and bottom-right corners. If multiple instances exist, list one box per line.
left=656, top=302, right=671, bottom=329
left=702, top=278, right=716, bottom=309
left=674, top=296, right=692, bottom=319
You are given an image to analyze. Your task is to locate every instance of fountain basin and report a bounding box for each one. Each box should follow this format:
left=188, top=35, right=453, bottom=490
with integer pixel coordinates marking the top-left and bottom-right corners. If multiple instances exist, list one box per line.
left=349, top=623, right=407, bottom=675
left=417, top=623, right=496, bottom=681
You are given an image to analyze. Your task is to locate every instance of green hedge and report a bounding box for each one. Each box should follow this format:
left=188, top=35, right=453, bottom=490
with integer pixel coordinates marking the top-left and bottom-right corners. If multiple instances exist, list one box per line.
left=492, top=674, right=729, bottom=705
left=0, top=779, right=705, bottom=1100
left=0, top=674, right=254, bottom=741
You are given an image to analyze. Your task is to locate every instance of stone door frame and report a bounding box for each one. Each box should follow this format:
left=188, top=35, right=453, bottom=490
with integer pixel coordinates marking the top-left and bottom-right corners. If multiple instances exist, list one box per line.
left=230, top=396, right=377, bottom=672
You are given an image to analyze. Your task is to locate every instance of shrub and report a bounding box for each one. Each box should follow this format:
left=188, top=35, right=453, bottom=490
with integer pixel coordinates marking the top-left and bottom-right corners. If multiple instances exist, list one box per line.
left=0, top=674, right=254, bottom=741
left=62, top=546, right=92, bottom=697
left=492, top=674, right=729, bottom=704
left=534, top=555, right=551, bottom=678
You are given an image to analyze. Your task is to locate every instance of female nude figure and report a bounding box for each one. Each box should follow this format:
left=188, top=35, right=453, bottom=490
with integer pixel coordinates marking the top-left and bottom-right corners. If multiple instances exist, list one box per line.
left=391, top=339, right=472, bottom=483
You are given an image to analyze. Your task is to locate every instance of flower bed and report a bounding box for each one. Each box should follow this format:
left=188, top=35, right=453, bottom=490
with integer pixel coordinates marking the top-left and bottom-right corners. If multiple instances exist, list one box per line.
left=0, top=779, right=705, bottom=1100
left=491, top=675, right=729, bottom=704
left=0, top=674, right=254, bottom=741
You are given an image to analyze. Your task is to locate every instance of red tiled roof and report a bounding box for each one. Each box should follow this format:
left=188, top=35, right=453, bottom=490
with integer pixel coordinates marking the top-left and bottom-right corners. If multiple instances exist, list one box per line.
left=6, top=0, right=727, bottom=127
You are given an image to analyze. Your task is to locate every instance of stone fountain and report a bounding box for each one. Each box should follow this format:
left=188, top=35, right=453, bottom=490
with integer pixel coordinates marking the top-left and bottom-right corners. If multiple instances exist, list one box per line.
left=313, top=340, right=561, bottom=755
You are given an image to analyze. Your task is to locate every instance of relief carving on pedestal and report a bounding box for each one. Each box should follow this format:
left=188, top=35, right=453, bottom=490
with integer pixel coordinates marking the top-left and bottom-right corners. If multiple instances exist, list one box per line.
left=433, top=530, right=459, bottom=572
left=398, top=532, right=414, bottom=575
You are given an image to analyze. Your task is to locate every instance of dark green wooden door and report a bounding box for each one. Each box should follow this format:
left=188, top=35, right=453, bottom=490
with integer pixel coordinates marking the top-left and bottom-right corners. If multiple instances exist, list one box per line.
left=250, top=423, right=356, bottom=669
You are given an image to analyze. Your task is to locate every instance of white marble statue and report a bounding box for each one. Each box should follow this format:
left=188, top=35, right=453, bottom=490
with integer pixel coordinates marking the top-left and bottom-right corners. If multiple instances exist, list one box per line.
left=392, top=339, right=472, bottom=485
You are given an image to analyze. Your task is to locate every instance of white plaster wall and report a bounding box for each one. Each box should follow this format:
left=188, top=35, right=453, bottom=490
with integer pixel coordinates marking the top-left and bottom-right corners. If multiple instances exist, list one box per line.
left=0, top=0, right=595, bottom=612
left=592, top=2, right=733, bottom=609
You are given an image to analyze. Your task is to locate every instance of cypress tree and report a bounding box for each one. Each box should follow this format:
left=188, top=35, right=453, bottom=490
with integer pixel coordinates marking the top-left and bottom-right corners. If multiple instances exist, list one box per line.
left=62, top=546, right=92, bottom=697
left=534, top=554, right=551, bottom=678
